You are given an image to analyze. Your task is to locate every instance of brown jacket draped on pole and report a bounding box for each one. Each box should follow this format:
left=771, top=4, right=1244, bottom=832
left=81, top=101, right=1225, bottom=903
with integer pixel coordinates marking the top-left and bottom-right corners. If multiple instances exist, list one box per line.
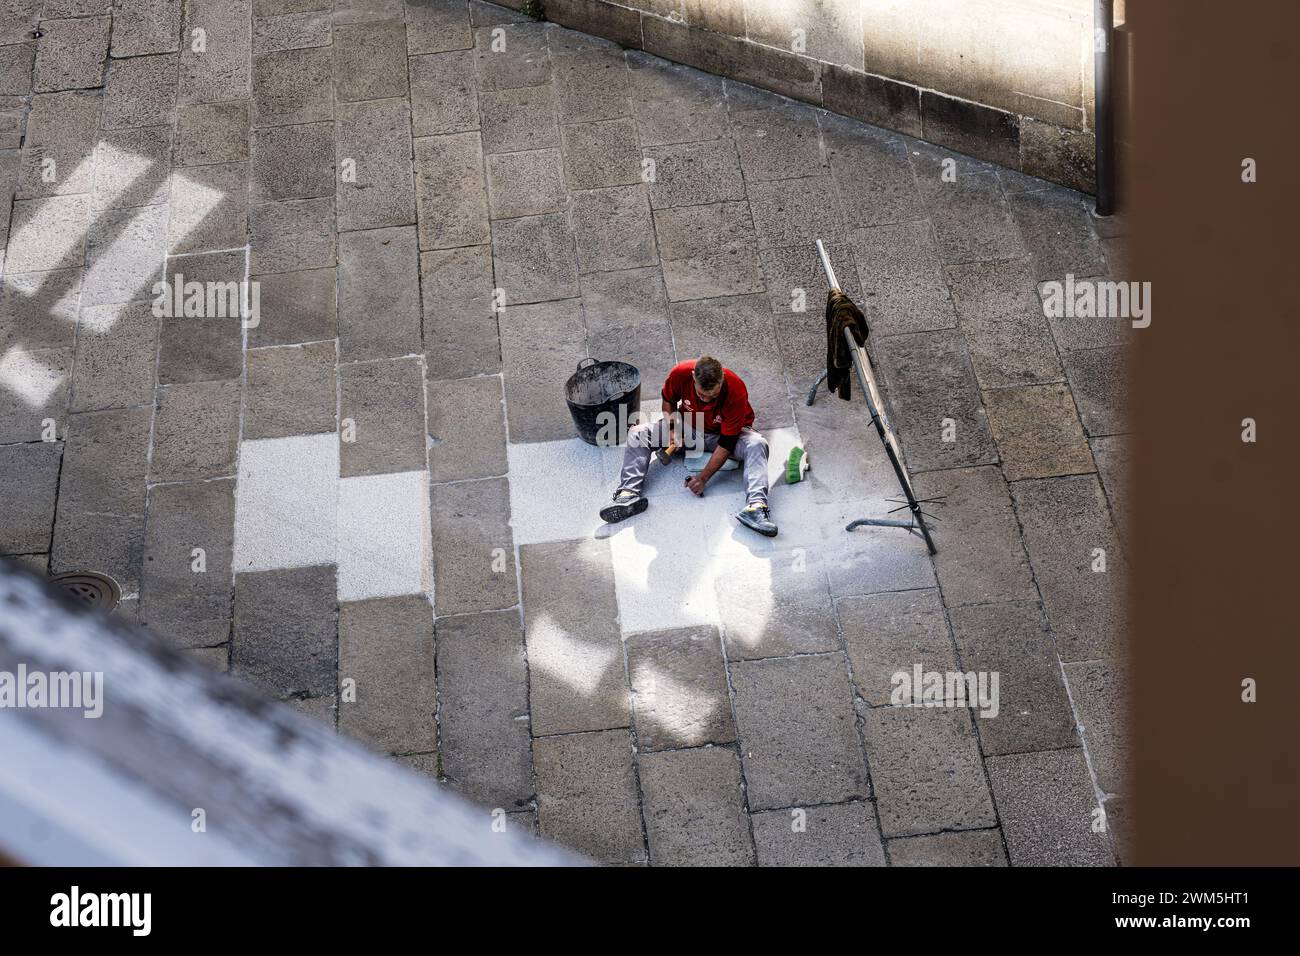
left=824, top=289, right=870, bottom=400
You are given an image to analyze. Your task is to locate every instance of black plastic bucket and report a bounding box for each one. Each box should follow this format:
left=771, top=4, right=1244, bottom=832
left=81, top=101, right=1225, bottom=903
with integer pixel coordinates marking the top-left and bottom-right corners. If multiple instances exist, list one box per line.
left=565, top=358, right=642, bottom=446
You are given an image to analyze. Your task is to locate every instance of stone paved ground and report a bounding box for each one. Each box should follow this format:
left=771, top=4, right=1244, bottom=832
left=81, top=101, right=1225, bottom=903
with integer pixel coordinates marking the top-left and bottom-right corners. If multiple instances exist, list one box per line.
left=0, top=0, right=1132, bottom=865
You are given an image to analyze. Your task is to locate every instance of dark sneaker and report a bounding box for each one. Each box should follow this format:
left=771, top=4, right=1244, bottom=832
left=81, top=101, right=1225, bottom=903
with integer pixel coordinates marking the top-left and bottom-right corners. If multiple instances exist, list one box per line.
left=600, top=491, right=648, bottom=524
left=736, top=504, right=778, bottom=537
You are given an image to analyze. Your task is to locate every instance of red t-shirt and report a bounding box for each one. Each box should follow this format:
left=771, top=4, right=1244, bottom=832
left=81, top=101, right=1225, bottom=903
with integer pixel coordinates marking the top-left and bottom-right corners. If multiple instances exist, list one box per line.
left=661, top=361, right=755, bottom=436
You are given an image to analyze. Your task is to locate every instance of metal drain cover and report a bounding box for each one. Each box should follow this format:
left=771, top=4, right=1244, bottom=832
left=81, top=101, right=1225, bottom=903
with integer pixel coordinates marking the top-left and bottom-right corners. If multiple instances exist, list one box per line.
left=49, top=571, right=122, bottom=612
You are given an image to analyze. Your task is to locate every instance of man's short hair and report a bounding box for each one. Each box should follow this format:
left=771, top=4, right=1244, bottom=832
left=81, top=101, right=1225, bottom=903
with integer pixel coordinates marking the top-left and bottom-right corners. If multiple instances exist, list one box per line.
left=694, top=356, right=723, bottom=390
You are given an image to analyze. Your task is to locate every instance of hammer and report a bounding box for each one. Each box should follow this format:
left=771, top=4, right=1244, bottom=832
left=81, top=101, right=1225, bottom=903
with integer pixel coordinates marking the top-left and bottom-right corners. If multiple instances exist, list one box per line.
left=655, top=415, right=679, bottom=465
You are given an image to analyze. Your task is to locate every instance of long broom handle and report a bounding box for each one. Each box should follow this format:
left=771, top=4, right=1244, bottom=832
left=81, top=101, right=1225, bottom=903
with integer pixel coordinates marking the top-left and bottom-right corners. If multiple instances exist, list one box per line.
left=816, top=238, right=839, bottom=292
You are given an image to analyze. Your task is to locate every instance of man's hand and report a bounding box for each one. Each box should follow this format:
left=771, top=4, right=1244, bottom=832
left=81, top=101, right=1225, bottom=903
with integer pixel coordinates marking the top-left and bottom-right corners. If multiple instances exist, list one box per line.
left=684, top=473, right=708, bottom=496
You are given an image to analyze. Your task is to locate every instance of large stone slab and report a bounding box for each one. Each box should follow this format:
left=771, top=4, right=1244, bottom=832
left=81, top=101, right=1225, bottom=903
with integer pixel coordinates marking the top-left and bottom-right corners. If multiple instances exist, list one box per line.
left=569, top=184, right=657, bottom=274
left=337, top=97, right=417, bottom=232
left=946, top=258, right=1062, bottom=388
left=409, top=50, right=479, bottom=136
left=839, top=588, right=956, bottom=707
left=485, top=147, right=565, bottom=220
left=414, top=131, right=488, bottom=249
left=247, top=268, right=337, bottom=347
left=429, top=476, right=517, bottom=614
left=986, top=748, right=1113, bottom=866
left=1008, top=185, right=1106, bottom=281
left=497, top=298, right=586, bottom=443
left=244, top=341, right=337, bottom=439
left=559, top=117, right=640, bottom=191
left=491, top=212, right=578, bottom=305
left=249, top=197, right=335, bottom=274
left=83, top=204, right=168, bottom=306
left=69, top=301, right=159, bottom=411
left=177, top=0, right=253, bottom=104
left=333, top=19, right=408, bottom=102
left=339, top=356, right=427, bottom=477
left=729, top=653, right=867, bottom=811
left=887, top=829, right=1008, bottom=866
left=420, top=245, right=500, bottom=379
left=168, top=162, right=249, bottom=255
left=520, top=536, right=629, bottom=735
left=478, top=84, right=558, bottom=154
left=338, top=596, right=436, bottom=754
left=639, top=746, right=755, bottom=866
left=730, top=103, right=826, bottom=183
left=427, top=374, right=507, bottom=481
left=533, top=729, right=644, bottom=864
left=337, top=225, right=422, bottom=361
left=822, top=113, right=924, bottom=228
left=849, top=221, right=956, bottom=337
left=984, top=382, right=1095, bottom=481
left=436, top=608, right=534, bottom=808
left=1061, top=346, right=1128, bottom=438
left=175, top=102, right=249, bottom=167
left=915, top=169, right=1025, bottom=264
left=33, top=15, right=110, bottom=92
left=149, top=380, right=241, bottom=482
left=232, top=563, right=338, bottom=698
left=751, top=800, right=886, bottom=867
left=102, top=53, right=178, bottom=130
left=157, top=249, right=246, bottom=384
left=0, top=441, right=61, bottom=555
left=251, top=123, right=334, bottom=202
left=626, top=625, right=734, bottom=751
left=251, top=46, right=332, bottom=128
left=863, top=705, right=997, bottom=837
left=949, top=600, right=1079, bottom=756
left=0, top=348, right=71, bottom=444
left=653, top=201, right=763, bottom=302
left=139, top=478, right=236, bottom=648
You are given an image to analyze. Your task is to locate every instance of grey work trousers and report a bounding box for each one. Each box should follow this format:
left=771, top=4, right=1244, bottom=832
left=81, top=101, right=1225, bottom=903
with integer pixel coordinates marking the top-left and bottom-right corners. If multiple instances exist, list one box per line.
left=616, top=418, right=770, bottom=506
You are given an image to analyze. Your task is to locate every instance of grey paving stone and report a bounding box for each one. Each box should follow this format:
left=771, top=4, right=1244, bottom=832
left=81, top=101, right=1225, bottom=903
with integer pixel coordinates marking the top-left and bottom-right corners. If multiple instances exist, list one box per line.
left=51, top=405, right=151, bottom=590
left=668, top=294, right=791, bottom=431
left=984, top=383, right=1094, bottom=481
left=822, top=518, right=937, bottom=598
left=653, top=200, right=763, bottom=302
left=821, top=112, right=924, bottom=228
left=1039, top=276, right=1132, bottom=353
left=408, top=50, right=478, bottom=136
left=333, top=0, right=403, bottom=23
left=244, top=340, right=337, bottom=439
left=1008, top=185, right=1107, bottom=281
left=336, top=97, right=416, bottom=232
left=1011, top=474, right=1126, bottom=662
left=1090, top=434, right=1130, bottom=544
left=420, top=245, right=499, bottom=379
left=578, top=265, right=673, bottom=378
left=872, top=330, right=998, bottom=472
left=338, top=596, right=437, bottom=754
left=33, top=15, right=109, bottom=92
left=339, top=356, right=426, bottom=477
left=730, top=653, right=867, bottom=811
left=435, top=608, right=534, bottom=808
left=570, top=184, right=657, bottom=274
left=1061, top=346, right=1127, bottom=438
left=83, top=204, right=168, bottom=306
left=177, top=0, right=252, bottom=104
left=333, top=19, right=408, bottom=102
left=760, top=239, right=862, bottom=318
left=838, top=588, right=955, bottom=707
left=986, top=748, right=1113, bottom=866
left=912, top=465, right=1038, bottom=607
left=157, top=249, right=246, bottom=383
left=559, top=117, right=640, bottom=191
left=5, top=196, right=89, bottom=272
left=249, top=197, right=335, bottom=274
left=252, top=10, right=331, bottom=53
left=110, top=0, right=181, bottom=57
left=1063, top=658, right=1128, bottom=795
left=168, top=161, right=248, bottom=255
left=747, top=175, right=845, bottom=251
left=251, top=122, right=333, bottom=202
left=751, top=800, right=887, bottom=867
left=251, top=46, right=333, bottom=128
left=91, top=125, right=172, bottom=210
left=1, top=269, right=81, bottom=351
left=472, top=20, right=549, bottom=90
left=149, top=379, right=241, bottom=482
left=520, top=537, right=628, bottom=735
left=232, top=564, right=338, bottom=699
left=946, top=258, right=1062, bottom=389
left=730, top=104, right=825, bottom=183
left=69, top=301, right=159, bottom=411
left=414, top=131, right=488, bottom=249
left=949, top=600, right=1078, bottom=756
left=887, top=829, right=1008, bottom=866
left=406, top=0, right=473, bottom=55
left=174, top=101, right=250, bottom=167
left=139, top=478, right=236, bottom=648
left=863, top=705, right=996, bottom=837
left=626, top=625, right=734, bottom=751
left=185, top=644, right=230, bottom=671
left=850, top=221, right=957, bottom=336
left=533, top=729, right=644, bottom=864
left=0, top=39, right=33, bottom=97
left=21, top=86, right=101, bottom=185
left=101, top=53, right=178, bottom=130
left=428, top=476, right=517, bottom=614
left=713, top=548, right=838, bottom=661
left=551, top=48, right=630, bottom=125
left=478, top=84, right=558, bottom=154
left=916, top=170, right=1026, bottom=265
left=491, top=212, right=577, bottom=307
left=427, top=374, right=506, bottom=481
left=0, top=441, right=61, bottom=555
left=626, top=53, right=722, bottom=150
left=0, top=347, right=70, bottom=444
left=485, top=147, right=564, bottom=220
left=248, top=267, right=337, bottom=347
left=640, top=746, right=754, bottom=866
left=337, top=225, right=421, bottom=361
left=644, top=137, right=744, bottom=210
